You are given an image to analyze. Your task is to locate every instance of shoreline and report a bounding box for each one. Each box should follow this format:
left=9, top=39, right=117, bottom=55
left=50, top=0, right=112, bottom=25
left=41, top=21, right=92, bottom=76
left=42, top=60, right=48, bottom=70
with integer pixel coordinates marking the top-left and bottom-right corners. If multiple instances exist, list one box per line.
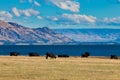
left=0, top=56, right=117, bottom=59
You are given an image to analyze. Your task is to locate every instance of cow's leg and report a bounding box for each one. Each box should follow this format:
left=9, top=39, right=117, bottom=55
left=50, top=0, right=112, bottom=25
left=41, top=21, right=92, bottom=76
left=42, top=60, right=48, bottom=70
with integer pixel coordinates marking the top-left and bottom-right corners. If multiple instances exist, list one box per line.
left=46, top=55, right=48, bottom=59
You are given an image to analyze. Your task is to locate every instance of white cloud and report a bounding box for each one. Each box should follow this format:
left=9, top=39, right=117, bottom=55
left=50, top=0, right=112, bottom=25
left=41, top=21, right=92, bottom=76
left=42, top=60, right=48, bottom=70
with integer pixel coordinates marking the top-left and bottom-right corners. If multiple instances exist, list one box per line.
left=23, top=10, right=31, bottom=16
left=0, top=11, right=13, bottom=21
left=12, top=7, right=40, bottom=17
left=50, top=0, right=80, bottom=12
left=52, top=17, right=58, bottom=21
left=104, top=17, right=120, bottom=25
left=12, top=7, right=21, bottom=17
left=34, top=1, right=40, bottom=6
left=47, top=14, right=96, bottom=25
left=23, top=9, right=40, bottom=16
left=20, top=0, right=32, bottom=3
left=62, top=14, right=96, bottom=23
left=20, top=0, right=40, bottom=6
left=46, top=16, right=58, bottom=21
left=37, top=16, right=42, bottom=20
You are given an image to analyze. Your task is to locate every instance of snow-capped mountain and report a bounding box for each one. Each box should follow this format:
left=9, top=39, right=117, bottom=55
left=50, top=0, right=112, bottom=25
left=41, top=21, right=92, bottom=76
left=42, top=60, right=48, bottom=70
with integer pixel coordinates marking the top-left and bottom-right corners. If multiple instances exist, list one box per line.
left=55, top=29, right=120, bottom=43
left=0, top=20, right=72, bottom=45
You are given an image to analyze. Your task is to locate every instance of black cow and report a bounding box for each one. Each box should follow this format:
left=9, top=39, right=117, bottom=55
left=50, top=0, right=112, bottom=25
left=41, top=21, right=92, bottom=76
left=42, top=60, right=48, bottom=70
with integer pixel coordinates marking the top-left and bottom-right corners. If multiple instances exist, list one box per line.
left=10, top=52, right=19, bottom=56
left=29, top=52, right=39, bottom=56
left=58, top=54, right=69, bottom=58
left=81, top=52, right=90, bottom=58
left=110, top=55, right=118, bottom=59
left=46, top=52, right=56, bottom=59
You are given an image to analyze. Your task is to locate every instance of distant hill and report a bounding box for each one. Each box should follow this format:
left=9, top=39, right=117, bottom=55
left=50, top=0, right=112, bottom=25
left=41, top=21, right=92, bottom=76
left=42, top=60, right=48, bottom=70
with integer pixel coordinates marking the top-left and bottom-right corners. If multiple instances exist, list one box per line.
left=0, top=20, right=73, bottom=45
left=54, top=29, right=120, bottom=44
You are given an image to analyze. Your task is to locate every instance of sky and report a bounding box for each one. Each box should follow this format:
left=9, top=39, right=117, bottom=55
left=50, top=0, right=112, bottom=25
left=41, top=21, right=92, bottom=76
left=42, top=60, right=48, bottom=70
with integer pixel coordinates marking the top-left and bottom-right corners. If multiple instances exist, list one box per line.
left=0, top=0, right=120, bottom=29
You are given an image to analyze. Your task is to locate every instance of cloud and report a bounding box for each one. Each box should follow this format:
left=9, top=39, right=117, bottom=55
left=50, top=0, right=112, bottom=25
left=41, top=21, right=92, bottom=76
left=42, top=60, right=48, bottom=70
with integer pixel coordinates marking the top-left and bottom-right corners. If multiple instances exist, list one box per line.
left=20, top=0, right=32, bottom=3
left=47, top=14, right=96, bottom=25
left=34, top=1, right=40, bottom=6
left=0, top=11, right=13, bottom=21
left=49, top=0, right=80, bottom=12
left=12, top=7, right=40, bottom=17
left=12, top=7, right=21, bottom=17
left=37, top=16, right=42, bottom=20
left=62, top=14, right=96, bottom=23
left=26, top=8, right=40, bottom=16
left=20, top=0, right=41, bottom=7
left=103, top=17, right=120, bottom=26
left=46, top=16, right=58, bottom=21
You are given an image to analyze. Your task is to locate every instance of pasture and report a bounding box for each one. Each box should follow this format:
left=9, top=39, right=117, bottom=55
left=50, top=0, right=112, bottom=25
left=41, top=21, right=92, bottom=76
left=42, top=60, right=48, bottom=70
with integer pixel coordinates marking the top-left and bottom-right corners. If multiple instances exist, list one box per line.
left=0, top=56, right=120, bottom=80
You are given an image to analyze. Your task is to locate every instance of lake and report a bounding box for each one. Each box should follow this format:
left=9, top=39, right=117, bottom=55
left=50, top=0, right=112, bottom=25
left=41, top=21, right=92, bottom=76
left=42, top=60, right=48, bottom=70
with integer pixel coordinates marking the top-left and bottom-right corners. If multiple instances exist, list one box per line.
left=0, top=45, right=120, bottom=56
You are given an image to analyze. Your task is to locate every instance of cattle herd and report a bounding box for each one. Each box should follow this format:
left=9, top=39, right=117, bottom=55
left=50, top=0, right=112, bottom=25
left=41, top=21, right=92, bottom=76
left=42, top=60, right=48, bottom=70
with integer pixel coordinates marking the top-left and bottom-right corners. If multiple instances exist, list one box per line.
left=9, top=51, right=119, bottom=59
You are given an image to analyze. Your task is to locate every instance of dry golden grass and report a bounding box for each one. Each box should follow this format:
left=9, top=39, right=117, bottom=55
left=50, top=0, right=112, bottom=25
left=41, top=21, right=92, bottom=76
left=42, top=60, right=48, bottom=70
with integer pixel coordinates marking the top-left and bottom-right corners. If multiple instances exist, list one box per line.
left=0, top=56, right=120, bottom=80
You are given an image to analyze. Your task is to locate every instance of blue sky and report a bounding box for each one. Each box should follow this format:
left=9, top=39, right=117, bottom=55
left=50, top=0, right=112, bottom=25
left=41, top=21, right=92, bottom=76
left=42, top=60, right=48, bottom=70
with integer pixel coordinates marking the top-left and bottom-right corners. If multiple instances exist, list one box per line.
left=0, top=0, right=120, bottom=29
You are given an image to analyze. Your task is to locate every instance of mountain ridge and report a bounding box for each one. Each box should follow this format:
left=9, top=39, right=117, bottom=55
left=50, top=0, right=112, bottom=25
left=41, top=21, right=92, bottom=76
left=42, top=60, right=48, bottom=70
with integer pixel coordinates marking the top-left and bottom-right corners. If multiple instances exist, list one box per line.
left=0, top=20, right=73, bottom=45
left=55, top=29, right=120, bottom=43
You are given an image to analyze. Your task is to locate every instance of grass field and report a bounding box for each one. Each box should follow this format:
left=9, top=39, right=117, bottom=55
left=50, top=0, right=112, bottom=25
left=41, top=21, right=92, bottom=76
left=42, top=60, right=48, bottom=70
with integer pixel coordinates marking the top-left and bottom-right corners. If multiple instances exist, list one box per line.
left=0, top=56, right=120, bottom=80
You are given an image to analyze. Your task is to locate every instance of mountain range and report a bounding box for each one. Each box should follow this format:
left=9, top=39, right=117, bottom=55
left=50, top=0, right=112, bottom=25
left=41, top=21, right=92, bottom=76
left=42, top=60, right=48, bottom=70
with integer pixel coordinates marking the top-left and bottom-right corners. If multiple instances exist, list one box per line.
left=0, top=20, right=72, bottom=45
left=1, top=20, right=120, bottom=45
left=55, top=29, right=120, bottom=44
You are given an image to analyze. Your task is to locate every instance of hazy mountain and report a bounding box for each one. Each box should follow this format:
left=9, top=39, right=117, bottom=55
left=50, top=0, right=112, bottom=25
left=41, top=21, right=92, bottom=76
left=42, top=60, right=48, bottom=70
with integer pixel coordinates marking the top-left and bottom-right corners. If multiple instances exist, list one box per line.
left=0, top=20, right=72, bottom=45
left=55, top=29, right=120, bottom=43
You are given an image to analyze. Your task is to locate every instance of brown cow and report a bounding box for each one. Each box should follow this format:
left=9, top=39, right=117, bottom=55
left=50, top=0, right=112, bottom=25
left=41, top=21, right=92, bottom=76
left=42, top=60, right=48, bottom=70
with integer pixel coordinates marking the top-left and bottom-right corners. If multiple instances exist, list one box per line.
left=46, top=52, right=56, bottom=59
left=81, top=52, right=90, bottom=58
left=10, top=52, right=19, bottom=56
left=29, top=52, right=39, bottom=56
left=110, top=55, right=118, bottom=59
left=58, top=54, right=69, bottom=58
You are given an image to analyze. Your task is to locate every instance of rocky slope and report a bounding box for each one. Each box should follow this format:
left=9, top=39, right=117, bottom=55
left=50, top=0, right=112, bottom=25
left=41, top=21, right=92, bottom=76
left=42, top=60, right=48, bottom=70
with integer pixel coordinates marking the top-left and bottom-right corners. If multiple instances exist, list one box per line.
left=0, top=20, right=72, bottom=45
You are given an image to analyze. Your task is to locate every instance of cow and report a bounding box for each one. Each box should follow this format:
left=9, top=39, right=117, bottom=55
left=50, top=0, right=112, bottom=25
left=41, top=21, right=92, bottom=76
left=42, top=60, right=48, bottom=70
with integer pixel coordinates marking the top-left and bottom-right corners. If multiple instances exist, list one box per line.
left=81, top=52, right=90, bottom=58
left=58, top=54, right=69, bottom=58
left=110, top=55, right=118, bottom=59
left=10, top=52, right=19, bottom=56
left=46, top=52, right=56, bottom=59
left=29, top=52, right=39, bottom=56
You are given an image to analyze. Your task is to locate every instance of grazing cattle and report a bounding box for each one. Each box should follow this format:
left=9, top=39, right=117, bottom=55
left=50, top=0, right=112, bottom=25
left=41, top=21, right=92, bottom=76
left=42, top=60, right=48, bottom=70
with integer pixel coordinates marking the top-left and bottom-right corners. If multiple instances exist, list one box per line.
left=10, top=52, right=19, bottom=56
left=81, top=52, right=90, bottom=58
left=29, top=52, right=39, bottom=56
left=110, top=55, right=118, bottom=59
left=58, top=54, right=69, bottom=58
left=46, top=52, right=56, bottom=59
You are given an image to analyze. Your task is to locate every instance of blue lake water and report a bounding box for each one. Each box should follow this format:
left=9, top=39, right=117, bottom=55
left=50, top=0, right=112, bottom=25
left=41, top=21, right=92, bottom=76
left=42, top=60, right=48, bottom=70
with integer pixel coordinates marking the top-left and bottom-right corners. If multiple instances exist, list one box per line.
left=0, top=45, right=120, bottom=56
